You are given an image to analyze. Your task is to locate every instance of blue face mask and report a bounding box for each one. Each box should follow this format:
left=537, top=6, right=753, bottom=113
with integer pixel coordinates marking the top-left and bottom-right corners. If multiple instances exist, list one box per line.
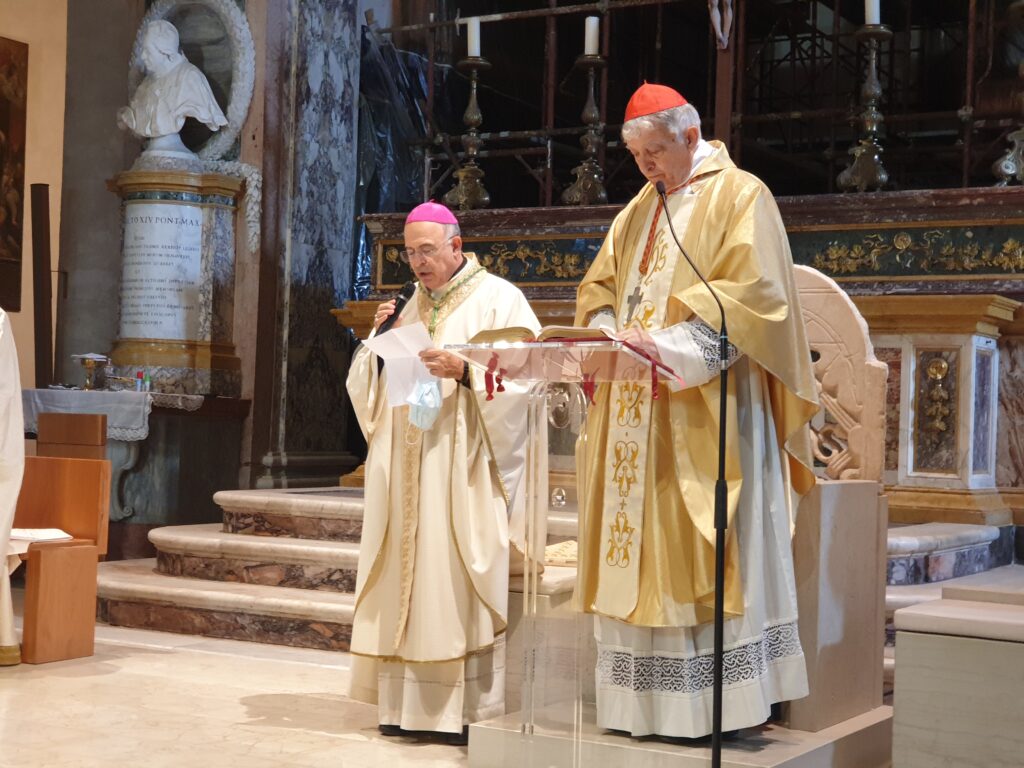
left=407, top=378, right=442, bottom=430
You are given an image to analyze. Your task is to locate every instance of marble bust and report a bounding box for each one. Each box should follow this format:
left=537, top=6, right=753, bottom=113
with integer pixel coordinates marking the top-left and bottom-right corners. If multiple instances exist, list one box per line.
left=117, top=20, right=227, bottom=153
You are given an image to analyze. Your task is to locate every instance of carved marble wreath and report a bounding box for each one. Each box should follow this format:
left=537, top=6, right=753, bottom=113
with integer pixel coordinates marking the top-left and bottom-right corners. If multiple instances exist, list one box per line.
left=129, top=0, right=255, bottom=162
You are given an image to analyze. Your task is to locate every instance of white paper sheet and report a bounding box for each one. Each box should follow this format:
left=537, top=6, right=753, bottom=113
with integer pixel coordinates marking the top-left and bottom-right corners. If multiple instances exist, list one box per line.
left=362, top=322, right=438, bottom=405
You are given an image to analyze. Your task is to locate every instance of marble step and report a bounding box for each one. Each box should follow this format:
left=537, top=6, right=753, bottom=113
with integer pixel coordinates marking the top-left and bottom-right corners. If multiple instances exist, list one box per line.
left=886, top=522, right=1012, bottom=585
left=471, top=703, right=893, bottom=768
left=150, top=523, right=359, bottom=593
left=884, top=565, right=1024, bottom=645
left=98, top=557, right=577, bottom=652
left=215, top=486, right=580, bottom=544
left=215, top=487, right=365, bottom=541
left=96, top=558, right=355, bottom=651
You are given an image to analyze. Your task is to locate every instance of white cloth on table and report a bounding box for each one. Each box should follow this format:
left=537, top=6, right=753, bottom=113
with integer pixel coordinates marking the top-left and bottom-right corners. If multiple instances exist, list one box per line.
left=22, top=389, right=153, bottom=441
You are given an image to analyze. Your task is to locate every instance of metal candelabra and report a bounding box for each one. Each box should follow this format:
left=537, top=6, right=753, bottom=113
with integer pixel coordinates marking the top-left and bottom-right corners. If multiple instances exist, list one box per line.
left=837, top=24, right=893, bottom=192
left=444, top=56, right=492, bottom=210
left=561, top=54, right=608, bottom=206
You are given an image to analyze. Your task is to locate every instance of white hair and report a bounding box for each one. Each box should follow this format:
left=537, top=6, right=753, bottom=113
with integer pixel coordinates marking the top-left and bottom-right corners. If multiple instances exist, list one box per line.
left=621, top=103, right=702, bottom=143
left=442, top=222, right=461, bottom=240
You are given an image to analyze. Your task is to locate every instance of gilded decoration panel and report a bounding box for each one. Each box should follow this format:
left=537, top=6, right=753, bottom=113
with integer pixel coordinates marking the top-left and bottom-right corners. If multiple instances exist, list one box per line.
left=370, top=221, right=1024, bottom=295
left=375, top=233, right=605, bottom=291
left=790, top=225, right=1024, bottom=280
left=973, top=349, right=994, bottom=475
left=912, top=350, right=959, bottom=474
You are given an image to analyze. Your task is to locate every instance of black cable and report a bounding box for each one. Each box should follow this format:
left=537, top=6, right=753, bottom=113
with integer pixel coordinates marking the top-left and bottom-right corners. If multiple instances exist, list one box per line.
left=655, top=180, right=729, bottom=767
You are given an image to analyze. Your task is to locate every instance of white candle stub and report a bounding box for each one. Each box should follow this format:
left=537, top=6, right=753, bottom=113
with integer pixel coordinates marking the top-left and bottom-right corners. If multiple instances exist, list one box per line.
left=865, top=0, right=880, bottom=25
left=584, top=16, right=600, bottom=56
left=467, top=17, right=481, bottom=57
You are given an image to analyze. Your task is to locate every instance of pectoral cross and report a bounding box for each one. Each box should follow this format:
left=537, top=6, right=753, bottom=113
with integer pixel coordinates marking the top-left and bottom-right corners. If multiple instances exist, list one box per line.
left=625, top=285, right=644, bottom=325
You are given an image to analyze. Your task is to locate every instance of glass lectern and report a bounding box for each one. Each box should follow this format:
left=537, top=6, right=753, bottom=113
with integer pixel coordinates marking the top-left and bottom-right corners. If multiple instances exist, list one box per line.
left=446, top=338, right=683, bottom=767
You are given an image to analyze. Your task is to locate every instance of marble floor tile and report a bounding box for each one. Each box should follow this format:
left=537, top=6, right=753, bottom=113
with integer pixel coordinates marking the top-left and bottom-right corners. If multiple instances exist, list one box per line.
left=0, top=589, right=468, bottom=768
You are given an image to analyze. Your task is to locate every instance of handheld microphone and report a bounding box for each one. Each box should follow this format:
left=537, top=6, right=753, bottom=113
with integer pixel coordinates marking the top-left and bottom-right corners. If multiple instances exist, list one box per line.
left=654, top=180, right=728, bottom=344
left=377, top=281, right=416, bottom=336
left=375, top=281, right=416, bottom=374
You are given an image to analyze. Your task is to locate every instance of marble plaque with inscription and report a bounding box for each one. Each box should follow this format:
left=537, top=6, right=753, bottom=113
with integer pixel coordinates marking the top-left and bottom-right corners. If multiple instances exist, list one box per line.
left=119, top=202, right=204, bottom=341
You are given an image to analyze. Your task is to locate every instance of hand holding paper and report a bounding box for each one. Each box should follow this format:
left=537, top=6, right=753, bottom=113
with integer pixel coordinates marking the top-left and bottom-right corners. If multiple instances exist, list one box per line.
left=361, top=322, right=437, bottom=406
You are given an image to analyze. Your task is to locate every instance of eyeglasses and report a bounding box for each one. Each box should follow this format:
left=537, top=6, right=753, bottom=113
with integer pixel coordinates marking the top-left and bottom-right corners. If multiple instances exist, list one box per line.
left=400, top=236, right=456, bottom=264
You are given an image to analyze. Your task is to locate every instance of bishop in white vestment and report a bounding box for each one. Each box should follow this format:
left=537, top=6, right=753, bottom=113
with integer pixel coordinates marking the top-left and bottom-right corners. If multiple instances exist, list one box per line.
left=346, top=202, right=542, bottom=742
left=0, top=309, right=25, bottom=665
left=575, top=84, right=819, bottom=739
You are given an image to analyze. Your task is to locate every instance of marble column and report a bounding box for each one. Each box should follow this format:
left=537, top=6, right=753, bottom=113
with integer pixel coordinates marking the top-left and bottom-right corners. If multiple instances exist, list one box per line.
left=252, top=0, right=362, bottom=487
left=854, top=295, right=1019, bottom=528
left=107, top=170, right=242, bottom=396
left=55, top=0, right=145, bottom=387
left=996, top=320, right=1024, bottom=558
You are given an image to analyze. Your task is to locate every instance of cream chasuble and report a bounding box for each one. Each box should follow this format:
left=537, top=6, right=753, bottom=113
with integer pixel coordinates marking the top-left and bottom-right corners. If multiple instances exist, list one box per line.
left=0, top=310, right=25, bottom=665
left=575, top=142, right=818, bottom=737
left=346, top=256, right=542, bottom=733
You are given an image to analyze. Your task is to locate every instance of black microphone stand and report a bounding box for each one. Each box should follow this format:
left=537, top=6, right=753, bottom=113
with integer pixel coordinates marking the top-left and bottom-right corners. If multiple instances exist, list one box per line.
left=656, top=182, right=729, bottom=768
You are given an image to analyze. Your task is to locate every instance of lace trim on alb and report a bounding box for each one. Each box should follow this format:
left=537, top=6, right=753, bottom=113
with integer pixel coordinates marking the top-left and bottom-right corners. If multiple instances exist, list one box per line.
left=597, top=621, right=802, bottom=694
left=687, top=320, right=740, bottom=374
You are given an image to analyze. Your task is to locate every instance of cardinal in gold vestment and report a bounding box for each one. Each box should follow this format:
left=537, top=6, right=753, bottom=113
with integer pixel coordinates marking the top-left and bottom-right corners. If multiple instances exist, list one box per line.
left=574, top=84, right=819, bottom=738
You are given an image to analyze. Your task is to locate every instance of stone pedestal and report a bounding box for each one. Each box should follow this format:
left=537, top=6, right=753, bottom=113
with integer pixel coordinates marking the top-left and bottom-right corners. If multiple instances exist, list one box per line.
left=107, top=170, right=242, bottom=396
left=785, top=480, right=888, bottom=732
left=854, top=295, right=1019, bottom=525
left=894, top=599, right=1024, bottom=768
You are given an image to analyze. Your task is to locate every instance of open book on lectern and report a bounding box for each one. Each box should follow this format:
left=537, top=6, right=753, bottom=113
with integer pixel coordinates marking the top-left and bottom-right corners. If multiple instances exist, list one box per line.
left=455, top=325, right=685, bottom=392
left=467, top=325, right=615, bottom=344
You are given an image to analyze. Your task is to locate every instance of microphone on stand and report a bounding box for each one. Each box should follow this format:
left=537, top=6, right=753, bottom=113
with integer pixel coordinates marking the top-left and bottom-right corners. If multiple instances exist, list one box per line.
left=375, top=281, right=416, bottom=374
left=654, top=181, right=727, bottom=342
left=654, top=179, right=730, bottom=767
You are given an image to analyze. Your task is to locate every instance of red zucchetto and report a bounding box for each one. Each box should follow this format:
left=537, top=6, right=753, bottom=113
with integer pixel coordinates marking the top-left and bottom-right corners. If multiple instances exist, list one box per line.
left=623, top=82, right=688, bottom=122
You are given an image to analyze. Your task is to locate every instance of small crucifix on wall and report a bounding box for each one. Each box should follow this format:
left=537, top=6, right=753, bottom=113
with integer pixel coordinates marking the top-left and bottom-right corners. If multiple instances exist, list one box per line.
left=709, top=0, right=734, bottom=51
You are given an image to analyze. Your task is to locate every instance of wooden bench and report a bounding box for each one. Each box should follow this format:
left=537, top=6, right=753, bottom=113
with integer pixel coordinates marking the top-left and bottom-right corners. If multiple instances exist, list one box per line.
left=35, top=412, right=107, bottom=460
left=14, top=455, right=111, bottom=663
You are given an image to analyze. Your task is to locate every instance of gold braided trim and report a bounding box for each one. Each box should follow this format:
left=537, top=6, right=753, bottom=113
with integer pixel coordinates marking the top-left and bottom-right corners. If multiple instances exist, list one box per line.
left=350, top=630, right=506, bottom=665
left=447, top=387, right=508, bottom=632
left=393, top=415, right=424, bottom=652
left=352, top=391, right=394, bottom=615
left=418, top=260, right=488, bottom=338
left=465, top=386, right=511, bottom=508
left=0, top=644, right=21, bottom=666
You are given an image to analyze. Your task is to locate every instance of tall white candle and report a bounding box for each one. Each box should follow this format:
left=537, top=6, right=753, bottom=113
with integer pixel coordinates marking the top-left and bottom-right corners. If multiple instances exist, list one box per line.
left=584, top=16, right=600, bottom=56
left=865, top=0, right=880, bottom=25
left=467, top=17, right=481, bottom=57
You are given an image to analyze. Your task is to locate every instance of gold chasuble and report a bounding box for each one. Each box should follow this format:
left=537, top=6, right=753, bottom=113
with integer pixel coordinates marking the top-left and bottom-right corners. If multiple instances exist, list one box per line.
left=575, top=141, right=819, bottom=738
left=346, top=255, right=542, bottom=734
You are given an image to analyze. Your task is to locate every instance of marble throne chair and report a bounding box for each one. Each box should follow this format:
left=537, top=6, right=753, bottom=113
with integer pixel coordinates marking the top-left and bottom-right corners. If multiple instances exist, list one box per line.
left=785, top=264, right=890, bottom=732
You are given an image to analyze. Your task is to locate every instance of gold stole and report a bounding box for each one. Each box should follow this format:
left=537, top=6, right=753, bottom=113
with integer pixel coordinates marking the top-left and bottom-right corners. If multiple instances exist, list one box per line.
left=393, top=260, right=488, bottom=651
left=594, top=190, right=696, bottom=619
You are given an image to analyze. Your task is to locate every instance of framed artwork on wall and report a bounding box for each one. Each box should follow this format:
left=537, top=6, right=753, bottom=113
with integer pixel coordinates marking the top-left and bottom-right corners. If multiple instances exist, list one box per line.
left=0, top=36, right=27, bottom=312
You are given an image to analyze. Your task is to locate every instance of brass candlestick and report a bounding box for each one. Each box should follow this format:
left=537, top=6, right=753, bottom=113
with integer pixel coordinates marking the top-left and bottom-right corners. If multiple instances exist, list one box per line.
left=837, top=24, right=893, bottom=192
left=444, top=56, right=492, bottom=210
left=561, top=54, right=608, bottom=206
